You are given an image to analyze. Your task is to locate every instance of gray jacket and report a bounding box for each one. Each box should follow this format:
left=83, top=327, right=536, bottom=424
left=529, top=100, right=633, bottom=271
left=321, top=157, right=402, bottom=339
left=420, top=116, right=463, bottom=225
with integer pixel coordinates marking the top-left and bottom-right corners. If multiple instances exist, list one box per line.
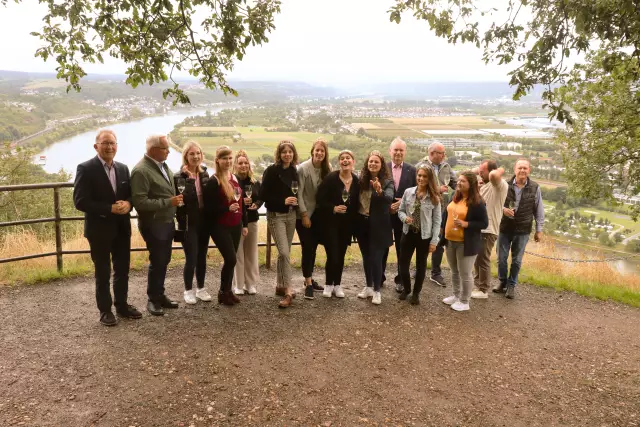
left=397, top=186, right=442, bottom=242
left=296, top=158, right=327, bottom=218
left=419, top=158, right=456, bottom=209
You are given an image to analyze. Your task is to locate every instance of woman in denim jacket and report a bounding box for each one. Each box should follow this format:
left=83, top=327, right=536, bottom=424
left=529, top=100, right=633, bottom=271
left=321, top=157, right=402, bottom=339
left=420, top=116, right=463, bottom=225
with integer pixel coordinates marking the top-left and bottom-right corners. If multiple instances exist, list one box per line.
left=397, top=164, right=442, bottom=305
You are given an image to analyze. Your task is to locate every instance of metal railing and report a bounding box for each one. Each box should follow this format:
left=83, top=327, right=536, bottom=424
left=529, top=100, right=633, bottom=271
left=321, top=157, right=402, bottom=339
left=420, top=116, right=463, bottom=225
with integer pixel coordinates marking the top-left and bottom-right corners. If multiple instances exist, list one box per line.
left=0, top=182, right=283, bottom=272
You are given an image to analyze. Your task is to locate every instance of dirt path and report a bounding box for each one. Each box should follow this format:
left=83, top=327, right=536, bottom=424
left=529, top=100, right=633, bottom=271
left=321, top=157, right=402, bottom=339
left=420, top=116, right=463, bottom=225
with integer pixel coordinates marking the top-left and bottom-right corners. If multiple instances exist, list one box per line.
left=1, top=265, right=639, bottom=426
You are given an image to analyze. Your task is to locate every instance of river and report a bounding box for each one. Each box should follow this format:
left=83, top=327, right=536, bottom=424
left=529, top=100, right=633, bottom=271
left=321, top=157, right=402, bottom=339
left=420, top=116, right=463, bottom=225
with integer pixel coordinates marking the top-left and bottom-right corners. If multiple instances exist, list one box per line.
left=37, top=109, right=212, bottom=176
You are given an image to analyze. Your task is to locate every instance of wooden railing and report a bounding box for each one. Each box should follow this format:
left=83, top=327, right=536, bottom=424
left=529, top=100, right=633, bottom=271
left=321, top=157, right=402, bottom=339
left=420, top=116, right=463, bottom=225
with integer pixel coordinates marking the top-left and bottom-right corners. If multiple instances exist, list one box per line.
left=0, top=182, right=282, bottom=272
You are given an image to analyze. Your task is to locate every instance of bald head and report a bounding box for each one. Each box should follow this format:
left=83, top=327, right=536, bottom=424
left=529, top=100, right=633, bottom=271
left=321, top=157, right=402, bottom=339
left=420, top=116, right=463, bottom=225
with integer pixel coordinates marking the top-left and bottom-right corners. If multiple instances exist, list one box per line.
left=428, top=142, right=445, bottom=165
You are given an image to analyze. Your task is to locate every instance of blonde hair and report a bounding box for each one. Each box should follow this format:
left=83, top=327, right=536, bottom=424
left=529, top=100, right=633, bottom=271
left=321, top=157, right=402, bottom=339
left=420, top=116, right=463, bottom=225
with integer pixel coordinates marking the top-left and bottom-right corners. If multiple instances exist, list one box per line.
left=215, top=146, right=234, bottom=201
left=181, top=140, right=204, bottom=174
left=233, top=149, right=256, bottom=183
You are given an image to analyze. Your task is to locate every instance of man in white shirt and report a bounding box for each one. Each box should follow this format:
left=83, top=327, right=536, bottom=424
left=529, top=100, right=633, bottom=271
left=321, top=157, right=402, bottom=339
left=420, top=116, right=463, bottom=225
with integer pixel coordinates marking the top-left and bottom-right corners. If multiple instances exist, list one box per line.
left=471, top=160, right=508, bottom=299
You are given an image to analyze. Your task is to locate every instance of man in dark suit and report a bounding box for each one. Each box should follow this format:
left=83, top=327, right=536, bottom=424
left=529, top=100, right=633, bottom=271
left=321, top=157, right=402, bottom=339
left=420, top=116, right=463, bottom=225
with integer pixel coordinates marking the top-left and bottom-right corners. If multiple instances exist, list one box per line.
left=73, top=129, right=142, bottom=326
left=384, top=137, right=417, bottom=292
left=131, top=134, right=183, bottom=316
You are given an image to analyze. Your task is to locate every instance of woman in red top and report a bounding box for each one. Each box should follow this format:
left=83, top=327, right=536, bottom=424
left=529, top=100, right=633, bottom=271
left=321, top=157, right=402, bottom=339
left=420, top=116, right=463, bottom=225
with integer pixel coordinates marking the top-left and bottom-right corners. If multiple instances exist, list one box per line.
left=203, top=146, right=248, bottom=306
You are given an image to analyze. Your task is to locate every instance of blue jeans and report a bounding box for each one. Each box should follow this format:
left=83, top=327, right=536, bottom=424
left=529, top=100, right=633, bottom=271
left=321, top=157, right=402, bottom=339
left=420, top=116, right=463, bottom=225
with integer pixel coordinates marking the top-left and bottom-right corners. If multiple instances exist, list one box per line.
left=497, top=233, right=530, bottom=287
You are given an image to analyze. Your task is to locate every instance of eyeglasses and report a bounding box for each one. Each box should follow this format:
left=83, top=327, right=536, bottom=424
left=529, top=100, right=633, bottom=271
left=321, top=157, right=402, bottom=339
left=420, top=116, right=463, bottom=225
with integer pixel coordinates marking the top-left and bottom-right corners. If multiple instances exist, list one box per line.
left=97, top=142, right=117, bottom=147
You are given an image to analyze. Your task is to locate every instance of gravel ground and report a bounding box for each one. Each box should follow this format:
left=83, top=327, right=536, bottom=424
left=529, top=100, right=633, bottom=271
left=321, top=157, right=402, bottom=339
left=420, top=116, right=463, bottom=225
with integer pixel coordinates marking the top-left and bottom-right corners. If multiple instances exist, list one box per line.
left=0, top=264, right=639, bottom=427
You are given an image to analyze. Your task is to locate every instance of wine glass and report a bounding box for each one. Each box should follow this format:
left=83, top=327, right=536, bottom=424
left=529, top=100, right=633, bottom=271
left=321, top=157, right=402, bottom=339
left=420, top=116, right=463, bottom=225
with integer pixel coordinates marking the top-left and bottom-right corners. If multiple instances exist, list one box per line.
left=176, top=177, right=186, bottom=207
left=290, top=180, right=299, bottom=212
left=233, top=186, right=242, bottom=202
left=245, top=185, right=253, bottom=199
left=452, top=209, right=459, bottom=231
left=341, top=187, right=349, bottom=205
left=507, top=200, right=515, bottom=218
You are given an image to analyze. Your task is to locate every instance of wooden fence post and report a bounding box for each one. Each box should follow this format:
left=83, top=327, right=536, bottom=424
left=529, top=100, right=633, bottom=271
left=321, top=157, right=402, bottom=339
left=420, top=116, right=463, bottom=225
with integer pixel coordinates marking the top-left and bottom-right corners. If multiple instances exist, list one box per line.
left=53, top=187, right=63, bottom=272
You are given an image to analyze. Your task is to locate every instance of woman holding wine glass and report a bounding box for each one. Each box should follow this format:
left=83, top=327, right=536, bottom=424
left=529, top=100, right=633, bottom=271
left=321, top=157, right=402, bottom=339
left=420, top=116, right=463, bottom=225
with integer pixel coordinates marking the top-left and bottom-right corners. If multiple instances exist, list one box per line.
left=203, top=146, right=248, bottom=306
left=316, top=150, right=359, bottom=298
left=355, top=150, right=395, bottom=305
left=439, top=171, right=488, bottom=312
left=396, top=165, right=441, bottom=305
left=260, top=140, right=300, bottom=308
left=174, top=141, right=213, bottom=305
left=232, top=150, right=263, bottom=296
left=296, top=138, right=332, bottom=299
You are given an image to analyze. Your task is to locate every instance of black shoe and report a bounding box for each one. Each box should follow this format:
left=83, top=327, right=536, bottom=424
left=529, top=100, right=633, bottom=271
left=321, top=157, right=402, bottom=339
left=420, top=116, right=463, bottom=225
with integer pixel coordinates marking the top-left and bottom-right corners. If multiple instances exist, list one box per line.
left=430, top=275, right=446, bottom=287
left=304, top=285, right=315, bottom=300
left=395, top=282, right=404, bottom=293
left=394, top=275, right=401, bottom=285
left=116, top=304, right=142, bottom=319
left=505, top=285, right=516, bottom=299
left=99, top=311, right=118, bottom=326
left=493, top=282, right=507, bottom=293
left=147, top=300, right=165, bottom=316
left=399, top=291, right=410, bottom=301
left=311, top=280, right=324, bottom=291
left=159, top=295, right=179, bottom=309
left=410, top=294, right=420, bottom=305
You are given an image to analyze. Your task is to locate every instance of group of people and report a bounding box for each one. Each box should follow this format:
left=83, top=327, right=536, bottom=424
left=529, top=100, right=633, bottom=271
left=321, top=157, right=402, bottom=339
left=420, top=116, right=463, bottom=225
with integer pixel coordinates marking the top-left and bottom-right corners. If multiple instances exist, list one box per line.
left=73, top=129, right=544, bottom=326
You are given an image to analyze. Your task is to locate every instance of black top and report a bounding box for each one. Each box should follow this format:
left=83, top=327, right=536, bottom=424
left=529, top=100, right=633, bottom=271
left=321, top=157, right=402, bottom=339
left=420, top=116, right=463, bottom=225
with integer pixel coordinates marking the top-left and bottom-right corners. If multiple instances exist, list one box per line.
left=500, top=177, right=540, bottom=235
left=174, top=166, right=210, bottom=229
left=387, top=161, right=417, bottom=200
left=73, top=156, right=132, bottom=241
left=260, top=164, right=299, bottom=213
left=235, top=174, right=263, bottom=224
left=359, top=178, right=395, bottom=248
left=202, top=175, right=248, bottom=228
left=316, top=171, right=360, bottom=242
left=439, top=200, right=489, bottom=256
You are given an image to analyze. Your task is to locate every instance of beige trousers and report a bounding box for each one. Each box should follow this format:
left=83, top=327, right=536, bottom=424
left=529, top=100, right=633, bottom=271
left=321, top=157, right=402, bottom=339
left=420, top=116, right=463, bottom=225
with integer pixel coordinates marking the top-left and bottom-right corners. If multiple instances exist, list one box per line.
left=233, top=221, right=260, bottom=289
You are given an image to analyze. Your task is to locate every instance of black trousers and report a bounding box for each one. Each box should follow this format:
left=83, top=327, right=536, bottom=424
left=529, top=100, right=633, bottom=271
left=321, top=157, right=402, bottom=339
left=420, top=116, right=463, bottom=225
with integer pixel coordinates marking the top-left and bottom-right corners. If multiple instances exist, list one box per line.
left=210, top=223, right=241, bottom=292
left=430, top=242, right=445, bottom=277
left=296, top=218, right=319, bottom=279
left=399, top=232, right=432, bottom=296
left=88, top=232, right=131, bottom=313
left=139, top=223, right=175, bottom=303
left=358, top=217, right=386, bottom=292
left=324, top=220, right=351, bottom=287
left=382, top=213, right=404, bottom=284
left=182, top=221, right=210, bottom=291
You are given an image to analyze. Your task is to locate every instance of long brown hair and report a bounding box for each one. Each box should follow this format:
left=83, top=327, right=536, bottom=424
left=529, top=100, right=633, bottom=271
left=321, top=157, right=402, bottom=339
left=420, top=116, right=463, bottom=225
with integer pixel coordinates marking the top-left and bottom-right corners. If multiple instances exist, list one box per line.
left=310, top=138, right=332, bottom=180
left=359, top=150, right=390, bottom=192
left=215, top=146, right=234, bottom=201
left=416, top=164, right=440, bottom=206
left=453, top=171, right=482, bottom=206
left=233, top=149, right=256, bottom=183
left=274, top=140, right=299, bottom=167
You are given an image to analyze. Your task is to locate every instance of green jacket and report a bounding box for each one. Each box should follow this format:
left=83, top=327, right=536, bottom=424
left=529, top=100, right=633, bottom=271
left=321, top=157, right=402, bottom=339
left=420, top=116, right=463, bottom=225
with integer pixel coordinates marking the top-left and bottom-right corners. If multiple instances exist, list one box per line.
left=131, top=155, right=177, bottom=226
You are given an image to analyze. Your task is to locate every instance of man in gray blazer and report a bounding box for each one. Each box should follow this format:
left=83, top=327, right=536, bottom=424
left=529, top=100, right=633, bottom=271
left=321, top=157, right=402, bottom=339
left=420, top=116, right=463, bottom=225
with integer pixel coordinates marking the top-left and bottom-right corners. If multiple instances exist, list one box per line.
left=131, top=134, right=183, bottom=316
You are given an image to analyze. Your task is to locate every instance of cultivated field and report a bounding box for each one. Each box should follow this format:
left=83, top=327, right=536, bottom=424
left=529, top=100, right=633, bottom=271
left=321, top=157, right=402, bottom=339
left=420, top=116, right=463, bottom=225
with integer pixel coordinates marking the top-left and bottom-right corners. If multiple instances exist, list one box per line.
left=350, top=122, right=427, bottom=139
left=390, top=116, right=525, bottom=130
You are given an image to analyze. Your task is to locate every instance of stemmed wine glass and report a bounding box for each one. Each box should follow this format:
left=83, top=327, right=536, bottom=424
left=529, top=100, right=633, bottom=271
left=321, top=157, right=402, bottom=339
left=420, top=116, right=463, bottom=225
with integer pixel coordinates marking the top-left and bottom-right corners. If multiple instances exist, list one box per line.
left=233, top=186, right=243, bottom=202
left=176, top=177, right=186, bottom=207
left=507, top=200, right=515, bottom=219
left=290, top=180, right=299, bottom=212
left=244, top=185, right=253, bottom=208
left=341, top=187, right=349, bottom=205
left=452, top=208, right=459, bottom=231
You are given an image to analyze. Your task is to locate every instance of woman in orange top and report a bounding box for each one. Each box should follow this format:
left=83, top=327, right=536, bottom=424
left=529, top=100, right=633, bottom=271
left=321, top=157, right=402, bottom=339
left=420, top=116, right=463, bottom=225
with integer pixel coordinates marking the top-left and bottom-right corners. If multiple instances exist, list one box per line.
left=439, top=171, right=488, bottom=312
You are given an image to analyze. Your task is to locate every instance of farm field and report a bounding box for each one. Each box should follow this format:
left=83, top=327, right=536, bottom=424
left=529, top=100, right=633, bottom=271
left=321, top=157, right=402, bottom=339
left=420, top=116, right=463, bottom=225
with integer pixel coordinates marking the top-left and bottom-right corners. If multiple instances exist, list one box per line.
left=350, top=121, right=428, bottom=139
left=179, top=126, right=358, bottom=159
left=389, top=116, right=525, bottom=130
left=570, top=207, right=638, bottom=232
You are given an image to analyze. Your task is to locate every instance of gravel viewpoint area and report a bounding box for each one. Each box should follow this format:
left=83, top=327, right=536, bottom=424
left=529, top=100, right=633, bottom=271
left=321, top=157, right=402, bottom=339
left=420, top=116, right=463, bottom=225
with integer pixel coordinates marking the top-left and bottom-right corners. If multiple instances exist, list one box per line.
left=0, top=265, right=639, bottom=427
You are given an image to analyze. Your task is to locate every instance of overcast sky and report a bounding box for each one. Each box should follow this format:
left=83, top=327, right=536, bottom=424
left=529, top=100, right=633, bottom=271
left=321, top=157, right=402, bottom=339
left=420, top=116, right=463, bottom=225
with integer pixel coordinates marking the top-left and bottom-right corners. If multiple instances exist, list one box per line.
left=0, top=0, right=515, bottom=85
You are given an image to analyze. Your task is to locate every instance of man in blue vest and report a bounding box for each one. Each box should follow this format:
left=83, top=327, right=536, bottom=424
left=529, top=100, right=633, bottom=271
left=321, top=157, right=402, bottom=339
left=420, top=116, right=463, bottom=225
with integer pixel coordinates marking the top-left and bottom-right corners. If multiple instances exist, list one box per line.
left=495, top=159, right=544, bottom=299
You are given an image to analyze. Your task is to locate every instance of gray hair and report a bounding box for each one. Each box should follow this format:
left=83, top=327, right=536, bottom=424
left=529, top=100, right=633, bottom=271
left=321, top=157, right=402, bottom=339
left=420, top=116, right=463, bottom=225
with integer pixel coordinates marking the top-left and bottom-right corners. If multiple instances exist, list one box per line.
left=145, top=134, right=169, bottom=153
left=95, top=129, right=117, bottom=144
left=428, top=142, right=445, bottom=153
left=389, top=136, right=406, bottom=149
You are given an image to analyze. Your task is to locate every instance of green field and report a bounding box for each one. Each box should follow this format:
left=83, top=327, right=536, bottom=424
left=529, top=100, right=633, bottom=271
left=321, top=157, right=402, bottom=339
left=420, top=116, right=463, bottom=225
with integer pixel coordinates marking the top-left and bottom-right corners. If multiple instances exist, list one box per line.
left=570, top=207, right=638, bottom=232
left=182, top=127, right=359, bottom=160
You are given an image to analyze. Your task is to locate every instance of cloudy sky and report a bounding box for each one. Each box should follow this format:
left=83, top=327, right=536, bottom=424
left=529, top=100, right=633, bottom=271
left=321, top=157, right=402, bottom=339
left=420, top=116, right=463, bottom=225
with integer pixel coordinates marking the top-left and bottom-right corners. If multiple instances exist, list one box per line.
left=0, top=0, right=515, bottom=85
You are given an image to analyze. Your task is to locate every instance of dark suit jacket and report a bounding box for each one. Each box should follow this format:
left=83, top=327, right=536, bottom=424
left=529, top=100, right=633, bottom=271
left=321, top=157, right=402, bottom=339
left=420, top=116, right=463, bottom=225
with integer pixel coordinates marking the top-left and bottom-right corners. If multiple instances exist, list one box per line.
left=387, top=162, right=417, bottom=200
left=73, top=156, right=132, bottom=241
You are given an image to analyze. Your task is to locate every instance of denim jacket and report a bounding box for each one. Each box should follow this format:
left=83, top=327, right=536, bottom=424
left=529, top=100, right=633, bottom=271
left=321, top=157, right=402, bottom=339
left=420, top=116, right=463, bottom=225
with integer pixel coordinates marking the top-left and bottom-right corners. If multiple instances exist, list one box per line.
left=397, top=186, right=442, bottom=242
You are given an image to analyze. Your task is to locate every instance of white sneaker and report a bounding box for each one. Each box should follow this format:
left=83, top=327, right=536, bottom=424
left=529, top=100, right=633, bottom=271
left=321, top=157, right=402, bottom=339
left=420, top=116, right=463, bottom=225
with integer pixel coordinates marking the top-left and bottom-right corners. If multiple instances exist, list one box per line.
left=195, top=288, right=212, bottom=302
left=471, top=289, right=489, bottom=299
left=184, top=289, right=197, bottom=305
left=357, top=286, right=374, bottom=299
left=333, top=286, right=345, bottom=298
left=451, top=301, right=470, bottom=311
left=442, top=295, right=458, bottom=305
left=372, top=291, right=382, bottom=305
left=323, top=285, right=334, bottom=298
left=246, top=285, right=257, bottom=295
left=233, top=287, right=245, bottom=296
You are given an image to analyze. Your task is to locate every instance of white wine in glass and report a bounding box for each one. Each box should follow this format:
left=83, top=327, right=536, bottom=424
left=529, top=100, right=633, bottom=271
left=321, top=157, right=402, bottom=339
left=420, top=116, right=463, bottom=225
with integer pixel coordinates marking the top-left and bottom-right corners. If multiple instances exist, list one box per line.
left=245, top=185, right=252, bottom=199
left=233, top=186, right=242, bottom=202
left=452, top=211, right=459, bottom=231
left=341, top=187, right=349, bottom=204
left=176, top=177, right=186, bottom=207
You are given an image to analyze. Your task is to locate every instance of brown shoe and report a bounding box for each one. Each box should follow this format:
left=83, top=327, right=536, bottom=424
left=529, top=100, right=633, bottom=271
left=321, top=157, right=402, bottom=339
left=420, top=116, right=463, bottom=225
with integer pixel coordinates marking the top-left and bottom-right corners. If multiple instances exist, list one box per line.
left=278, top=294, right=293, bottom=309
left=230, top=292, right=241, bottom=304
left=275, top=286, right=295, bottom=298
left=219, top=291, right=235, bottom=306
